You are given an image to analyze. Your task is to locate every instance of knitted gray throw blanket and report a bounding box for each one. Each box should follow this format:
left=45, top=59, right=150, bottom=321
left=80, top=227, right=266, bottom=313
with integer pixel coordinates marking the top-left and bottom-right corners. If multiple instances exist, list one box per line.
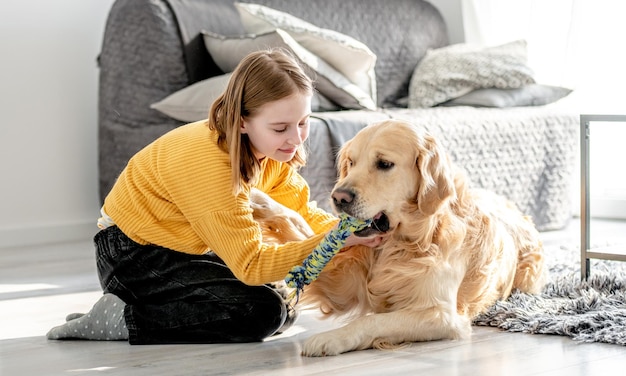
left=473, top=244, right=626, bottom=345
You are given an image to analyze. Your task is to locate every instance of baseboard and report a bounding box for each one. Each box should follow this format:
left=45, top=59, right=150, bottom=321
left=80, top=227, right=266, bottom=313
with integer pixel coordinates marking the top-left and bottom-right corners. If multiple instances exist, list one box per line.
left=0, top=220, right=96, bottom=249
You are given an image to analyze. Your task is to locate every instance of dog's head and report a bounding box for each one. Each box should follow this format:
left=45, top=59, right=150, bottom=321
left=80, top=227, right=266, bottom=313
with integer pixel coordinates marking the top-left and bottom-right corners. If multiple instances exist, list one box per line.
left=332, top=120, right=456, bottom=237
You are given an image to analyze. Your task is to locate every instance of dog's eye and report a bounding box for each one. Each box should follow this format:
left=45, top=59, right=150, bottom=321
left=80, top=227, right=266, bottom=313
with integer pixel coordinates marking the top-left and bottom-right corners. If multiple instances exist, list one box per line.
left=377, top=160, right=394, bottom=170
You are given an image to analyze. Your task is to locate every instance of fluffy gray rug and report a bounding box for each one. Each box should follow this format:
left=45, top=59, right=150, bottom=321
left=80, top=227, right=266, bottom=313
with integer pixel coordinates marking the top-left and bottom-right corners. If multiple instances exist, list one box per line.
left=473, top=243, right=626, bottom=345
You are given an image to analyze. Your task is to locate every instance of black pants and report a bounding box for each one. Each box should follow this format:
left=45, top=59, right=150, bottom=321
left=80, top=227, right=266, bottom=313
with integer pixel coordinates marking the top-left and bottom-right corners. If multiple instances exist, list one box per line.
left=94, top=226, right=287, bottom=345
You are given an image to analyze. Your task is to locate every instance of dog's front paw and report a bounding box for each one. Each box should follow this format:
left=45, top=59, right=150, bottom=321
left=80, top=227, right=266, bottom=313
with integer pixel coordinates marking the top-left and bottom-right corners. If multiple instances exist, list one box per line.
left=301, top=331, right=356, bottom=357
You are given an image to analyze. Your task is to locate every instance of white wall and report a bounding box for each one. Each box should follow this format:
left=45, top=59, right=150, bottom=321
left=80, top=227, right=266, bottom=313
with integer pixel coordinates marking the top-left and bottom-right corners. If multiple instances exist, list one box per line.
left=0, top=0, right=115, bottom=248
left=429, top=0, right=465, bottom=44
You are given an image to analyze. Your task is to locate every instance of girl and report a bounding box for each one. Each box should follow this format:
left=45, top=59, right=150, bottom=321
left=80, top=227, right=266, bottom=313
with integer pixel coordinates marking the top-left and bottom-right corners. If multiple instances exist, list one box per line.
left=47, top=48, right=383, bottom=344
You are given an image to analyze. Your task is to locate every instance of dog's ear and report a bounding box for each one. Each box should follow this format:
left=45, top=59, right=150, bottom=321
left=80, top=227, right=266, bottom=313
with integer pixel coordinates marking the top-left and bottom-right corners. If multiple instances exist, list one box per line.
left=415, top=134, right=456, bottom=215
left=336, top=139, right=353, bottom=179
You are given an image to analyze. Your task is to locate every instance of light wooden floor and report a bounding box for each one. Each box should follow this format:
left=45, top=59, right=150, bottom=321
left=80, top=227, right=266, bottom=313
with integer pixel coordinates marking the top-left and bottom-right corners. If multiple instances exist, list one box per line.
left=2, top=218, right=626, bottom=375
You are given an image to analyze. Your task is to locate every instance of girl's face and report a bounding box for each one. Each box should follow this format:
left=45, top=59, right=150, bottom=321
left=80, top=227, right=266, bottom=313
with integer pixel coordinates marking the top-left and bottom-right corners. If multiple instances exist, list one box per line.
left=241, top=93, right=312, bottom=163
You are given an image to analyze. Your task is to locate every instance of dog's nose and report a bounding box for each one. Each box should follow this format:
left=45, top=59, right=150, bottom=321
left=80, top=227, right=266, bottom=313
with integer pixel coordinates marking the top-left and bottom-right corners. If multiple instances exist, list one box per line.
left=332, top=188, right=355, bottom=210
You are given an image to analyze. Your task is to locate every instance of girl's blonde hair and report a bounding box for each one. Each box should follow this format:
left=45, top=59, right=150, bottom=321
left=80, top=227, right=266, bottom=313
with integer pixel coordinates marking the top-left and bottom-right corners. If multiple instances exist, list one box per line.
left=207, top=48, right=313, bottom=195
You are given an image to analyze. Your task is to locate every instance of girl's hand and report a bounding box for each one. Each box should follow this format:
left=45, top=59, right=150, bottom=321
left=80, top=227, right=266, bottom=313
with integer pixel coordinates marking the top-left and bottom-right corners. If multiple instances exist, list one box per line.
left=343, top=232, right=388, bottom=249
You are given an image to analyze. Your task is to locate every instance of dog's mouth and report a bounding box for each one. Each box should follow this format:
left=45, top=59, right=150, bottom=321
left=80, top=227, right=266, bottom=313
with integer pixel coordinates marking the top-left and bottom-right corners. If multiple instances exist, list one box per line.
left=354, top=212, right=390, bottom=237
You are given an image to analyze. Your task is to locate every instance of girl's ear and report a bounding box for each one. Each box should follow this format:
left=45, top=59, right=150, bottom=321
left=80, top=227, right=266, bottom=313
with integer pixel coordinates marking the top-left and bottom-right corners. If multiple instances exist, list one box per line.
left=240, top=116, right=248, bottom=133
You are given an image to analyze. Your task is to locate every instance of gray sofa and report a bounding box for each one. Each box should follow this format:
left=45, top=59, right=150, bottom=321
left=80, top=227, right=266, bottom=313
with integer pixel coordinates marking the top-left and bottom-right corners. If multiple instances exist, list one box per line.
left=98, top=0, right=578, bottom=231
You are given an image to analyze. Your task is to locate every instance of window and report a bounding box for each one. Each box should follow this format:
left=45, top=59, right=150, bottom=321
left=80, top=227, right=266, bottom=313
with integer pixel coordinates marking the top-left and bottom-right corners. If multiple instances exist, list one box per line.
left=463, top=0, right=626, bottom=219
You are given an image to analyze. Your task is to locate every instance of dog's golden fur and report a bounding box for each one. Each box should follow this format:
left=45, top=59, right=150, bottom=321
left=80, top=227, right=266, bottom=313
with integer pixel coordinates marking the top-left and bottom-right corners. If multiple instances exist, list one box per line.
left=252, top=119, right=546, bottom=357
left=250, top=188, right=314, bottom=244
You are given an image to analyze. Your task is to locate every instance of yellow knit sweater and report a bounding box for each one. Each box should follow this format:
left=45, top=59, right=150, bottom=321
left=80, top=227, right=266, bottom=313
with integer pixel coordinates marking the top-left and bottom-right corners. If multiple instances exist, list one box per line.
left=103, top=121, right=337, bottom=285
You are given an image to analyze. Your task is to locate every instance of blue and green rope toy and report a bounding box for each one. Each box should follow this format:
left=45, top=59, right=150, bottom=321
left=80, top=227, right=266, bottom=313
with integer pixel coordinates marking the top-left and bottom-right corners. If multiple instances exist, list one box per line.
left=284, top=213, right=372, bottom=302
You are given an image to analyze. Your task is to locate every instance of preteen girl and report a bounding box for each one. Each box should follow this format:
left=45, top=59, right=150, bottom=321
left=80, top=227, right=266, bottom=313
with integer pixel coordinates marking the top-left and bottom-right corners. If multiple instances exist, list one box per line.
left=47, top=48, right=383, bottom=344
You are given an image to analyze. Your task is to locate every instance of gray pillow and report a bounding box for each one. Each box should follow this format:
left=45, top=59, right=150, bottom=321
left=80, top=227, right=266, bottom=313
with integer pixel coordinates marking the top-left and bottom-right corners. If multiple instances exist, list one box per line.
left=150, top=73, right=341, bottom=122
left=439, top=84, right=573, bottom=108
left=202, top=29, right=376, bottom=111
left=409, top=40, right=536, bottom=108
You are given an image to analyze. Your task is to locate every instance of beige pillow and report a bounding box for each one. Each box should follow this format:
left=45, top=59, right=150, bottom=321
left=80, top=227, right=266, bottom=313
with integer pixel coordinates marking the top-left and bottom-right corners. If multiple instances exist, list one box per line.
left=150, top=73, right=341, bottom=122
left=234, top=2, right=377, bottom=104
left=408, top=40, right=536, bottom=108
left=202, top=29, right=376, bottom=110
left=150, top=74, right=231, bottom=122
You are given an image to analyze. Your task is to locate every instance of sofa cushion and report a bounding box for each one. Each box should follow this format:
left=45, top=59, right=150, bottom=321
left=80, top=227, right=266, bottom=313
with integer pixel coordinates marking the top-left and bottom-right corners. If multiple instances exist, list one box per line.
left=234, top=2, right=377, bottom=105
left=150, top=73, right=341, bottom=122
left=439, top=84, right=572, bottom=108
left=202, top=29, right=376, bottom=110
left=408, top=40, right=536, bottom=108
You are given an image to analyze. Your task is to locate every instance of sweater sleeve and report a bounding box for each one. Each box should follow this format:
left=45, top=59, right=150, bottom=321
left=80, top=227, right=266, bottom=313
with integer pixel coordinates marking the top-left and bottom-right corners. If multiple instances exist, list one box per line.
left=193, top=162, right=338, bottom=285
left=192, top=208, right=327, bottom=285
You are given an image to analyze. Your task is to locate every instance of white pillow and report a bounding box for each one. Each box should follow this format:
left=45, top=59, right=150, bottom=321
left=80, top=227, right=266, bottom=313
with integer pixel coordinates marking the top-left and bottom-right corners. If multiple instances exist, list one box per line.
left=202, top=29, right=376, bottom=110
left=408, top=40, right=536, bottom=108
left=150, top=74, right=231, bottom=122
left=234, top=2, right=377, bottom=104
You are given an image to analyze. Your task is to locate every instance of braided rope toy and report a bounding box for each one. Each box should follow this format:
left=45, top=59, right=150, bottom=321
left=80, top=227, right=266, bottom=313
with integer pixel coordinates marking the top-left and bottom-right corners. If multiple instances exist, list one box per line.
left=284, top=213, right=372, bottom=302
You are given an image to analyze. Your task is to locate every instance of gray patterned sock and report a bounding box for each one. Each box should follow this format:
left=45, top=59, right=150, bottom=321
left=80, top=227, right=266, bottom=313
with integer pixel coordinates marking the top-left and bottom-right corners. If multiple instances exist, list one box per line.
left=47, top=293, right=128, bottom=341
left=65, top=312, right=84, bottom=321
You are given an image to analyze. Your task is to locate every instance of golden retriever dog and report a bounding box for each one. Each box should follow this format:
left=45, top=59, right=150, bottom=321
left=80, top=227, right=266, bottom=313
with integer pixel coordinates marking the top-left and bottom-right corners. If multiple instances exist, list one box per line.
left=252, top=119, right=546, bottom=357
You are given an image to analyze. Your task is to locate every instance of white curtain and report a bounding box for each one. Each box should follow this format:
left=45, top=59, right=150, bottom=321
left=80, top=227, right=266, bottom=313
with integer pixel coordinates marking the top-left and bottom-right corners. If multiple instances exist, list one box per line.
left=462, top=0, right=626, bottom=219
left=462, top=0, right=626, bottom=113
